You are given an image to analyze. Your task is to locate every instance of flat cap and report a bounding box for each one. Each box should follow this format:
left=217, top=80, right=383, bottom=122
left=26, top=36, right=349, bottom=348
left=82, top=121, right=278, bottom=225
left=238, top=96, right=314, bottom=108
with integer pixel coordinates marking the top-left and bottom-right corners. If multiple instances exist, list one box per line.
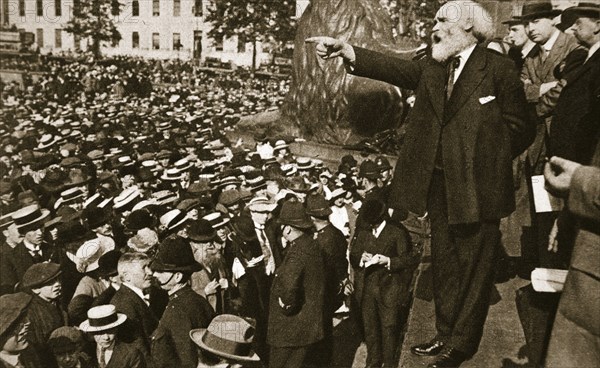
left=21, top=262, right=62, bottom=289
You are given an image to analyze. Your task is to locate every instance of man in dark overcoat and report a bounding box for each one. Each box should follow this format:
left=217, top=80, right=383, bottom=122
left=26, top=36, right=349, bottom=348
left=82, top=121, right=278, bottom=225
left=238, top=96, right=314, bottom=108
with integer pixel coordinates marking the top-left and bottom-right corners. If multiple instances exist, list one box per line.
left=307, top=1, right=534, bottom=366
left=267, top=201, right=325, bottom=368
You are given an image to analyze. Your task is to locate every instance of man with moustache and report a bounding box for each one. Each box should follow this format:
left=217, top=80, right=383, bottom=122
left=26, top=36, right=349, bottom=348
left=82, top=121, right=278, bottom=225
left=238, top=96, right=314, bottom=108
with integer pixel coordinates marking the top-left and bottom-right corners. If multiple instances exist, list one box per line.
left=110, top=252, right=158, bottom=356
left=306, top=1, right=534, bottom=366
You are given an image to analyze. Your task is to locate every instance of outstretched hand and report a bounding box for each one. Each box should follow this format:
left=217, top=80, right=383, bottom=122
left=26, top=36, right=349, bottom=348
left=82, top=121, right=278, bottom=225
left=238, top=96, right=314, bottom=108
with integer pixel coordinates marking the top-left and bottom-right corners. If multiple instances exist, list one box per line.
left=305, top=36, right=355, bottom=62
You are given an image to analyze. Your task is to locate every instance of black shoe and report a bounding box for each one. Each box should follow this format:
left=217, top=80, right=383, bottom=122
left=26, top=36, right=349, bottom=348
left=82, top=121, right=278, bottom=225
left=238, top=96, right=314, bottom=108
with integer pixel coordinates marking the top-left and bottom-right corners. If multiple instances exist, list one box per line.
left=411, top=340, right=445, bottom=356
left=428, top=348, right=469, bottom=368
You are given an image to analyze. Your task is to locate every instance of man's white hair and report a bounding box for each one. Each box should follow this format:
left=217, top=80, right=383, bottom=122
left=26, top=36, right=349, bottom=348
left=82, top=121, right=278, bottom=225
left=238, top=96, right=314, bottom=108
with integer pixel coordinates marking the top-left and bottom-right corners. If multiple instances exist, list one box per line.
left=439, top=0, right=496, bottom=43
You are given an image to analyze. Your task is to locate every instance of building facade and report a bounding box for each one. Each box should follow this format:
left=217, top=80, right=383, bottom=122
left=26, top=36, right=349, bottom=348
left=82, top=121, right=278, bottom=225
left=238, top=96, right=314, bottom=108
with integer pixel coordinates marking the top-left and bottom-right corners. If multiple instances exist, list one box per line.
left=4, top=0, right=276, bottom=66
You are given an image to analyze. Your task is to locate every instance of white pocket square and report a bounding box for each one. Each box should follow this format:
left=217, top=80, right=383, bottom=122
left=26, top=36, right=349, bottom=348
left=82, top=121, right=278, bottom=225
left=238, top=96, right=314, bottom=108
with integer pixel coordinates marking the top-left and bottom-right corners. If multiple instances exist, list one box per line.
left=479, top=96, right=496, bottom=104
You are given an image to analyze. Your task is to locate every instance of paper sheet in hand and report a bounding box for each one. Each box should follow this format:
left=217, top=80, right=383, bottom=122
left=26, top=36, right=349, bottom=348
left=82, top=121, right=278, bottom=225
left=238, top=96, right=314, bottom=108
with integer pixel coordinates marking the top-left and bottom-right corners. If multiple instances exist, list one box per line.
left=363, top=258, right=379, bottom=268
left=531, top=175, right=562, bottom=213
left=531, top=268, right=568, bottom=293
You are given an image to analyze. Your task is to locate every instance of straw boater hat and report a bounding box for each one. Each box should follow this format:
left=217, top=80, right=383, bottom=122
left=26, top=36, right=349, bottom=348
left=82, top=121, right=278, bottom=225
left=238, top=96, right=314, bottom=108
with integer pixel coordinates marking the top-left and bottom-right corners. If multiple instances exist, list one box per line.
left=173, top=158, right=193, bottom=172
left=79, top=305, right=127, bottom=333
left=273, top=140, right=289, bottom=152
left=203, top=212, right=230, bottom=229
left=189, top=314, right=260, bottom=363
left=247, top=197, right=277, bottom=213
left=11, top=205, right=50, bottom=231
left=161, top=168, right=185, bottom=181
left=160, top=209, right=189, bottom=231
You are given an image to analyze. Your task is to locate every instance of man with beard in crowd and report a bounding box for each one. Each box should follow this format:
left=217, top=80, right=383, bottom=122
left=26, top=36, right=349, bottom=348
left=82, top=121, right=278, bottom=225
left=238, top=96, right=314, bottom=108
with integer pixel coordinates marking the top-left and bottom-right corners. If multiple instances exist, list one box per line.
left=306, top=0, right=534, bottom=366
left=188, top=219, right=230, bottom=314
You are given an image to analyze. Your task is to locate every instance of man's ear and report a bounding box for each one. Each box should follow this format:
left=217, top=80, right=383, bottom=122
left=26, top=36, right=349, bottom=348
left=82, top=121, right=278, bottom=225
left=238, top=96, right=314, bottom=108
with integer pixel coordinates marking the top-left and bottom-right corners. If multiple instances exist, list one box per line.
left=174, top=272, right=184, bottom=283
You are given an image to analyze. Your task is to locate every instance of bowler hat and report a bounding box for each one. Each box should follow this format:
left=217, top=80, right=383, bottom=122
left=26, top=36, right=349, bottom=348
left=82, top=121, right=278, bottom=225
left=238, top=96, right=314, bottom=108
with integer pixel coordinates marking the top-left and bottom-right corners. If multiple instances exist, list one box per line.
left=278, top=201, right=313, bottom=229
left=306, top=194, right=333, bottom=218
left=188, top=219, right=216, bottom=242
left=84, top=206, right=111, bottom=229
left=97, top=250, right=121, bottom=278
left=151, top=237, right=202, bottom=273
left=125, top=209, right=157, bottom=231
left=0, top=292, right=32, bottom=342
left=190, top=314, right=260, bottom=363
left=359, top=160, right=380, bottom=180
left=521, top=1, right=561, bottom=20
left=79, top=305, right=127, bottom=333
left=21, top=262, right=62, bottom=289
left=361, top=200, right=388, bottom=226
left=561, top=2, right=600, bottom=28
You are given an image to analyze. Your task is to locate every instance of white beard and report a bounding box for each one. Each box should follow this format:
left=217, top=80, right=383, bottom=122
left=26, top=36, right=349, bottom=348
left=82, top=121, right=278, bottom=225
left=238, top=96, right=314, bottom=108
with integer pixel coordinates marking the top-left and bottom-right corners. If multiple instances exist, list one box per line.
left=431, top=28, right=474, bottom=63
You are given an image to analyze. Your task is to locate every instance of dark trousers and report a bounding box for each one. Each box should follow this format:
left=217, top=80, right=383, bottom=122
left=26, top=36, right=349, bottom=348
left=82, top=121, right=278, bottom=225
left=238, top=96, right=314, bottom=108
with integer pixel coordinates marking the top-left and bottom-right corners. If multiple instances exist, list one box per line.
left=428, top=170, right=500, bottom=356
left=269, top=345, right=309, bottom=368
left=237, top=268, right=270, bottom=362
left=361, top=281, right=401, bottom=368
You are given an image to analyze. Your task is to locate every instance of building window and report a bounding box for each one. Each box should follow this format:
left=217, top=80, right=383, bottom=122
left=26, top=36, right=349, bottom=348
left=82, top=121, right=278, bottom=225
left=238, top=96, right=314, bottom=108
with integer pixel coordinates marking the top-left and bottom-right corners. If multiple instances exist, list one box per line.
left=215, top=37, right=223, bottom=52
left=173, top=33, right=181, bottom=50
left=152, top=33, right=160, bottom=50
left=173, top=0, right=180, bottom=16
left=194, top=0, right=202, bottom=16
left=152, top=0, right=159, bottom=16
left=132, top=32, right=139, bottom=48
left=37, top=0, right=43, bottom=16
left=55, top=29, right=62, bottom=48
left=111, top=0, right=119, bottom=15
left=55, top=0, right=61, bottom=16
left=36, top=29, right=44, bottom=47
left=19, top=0, right=25, bottom=16
left=132, top=0, right=139, bottom=16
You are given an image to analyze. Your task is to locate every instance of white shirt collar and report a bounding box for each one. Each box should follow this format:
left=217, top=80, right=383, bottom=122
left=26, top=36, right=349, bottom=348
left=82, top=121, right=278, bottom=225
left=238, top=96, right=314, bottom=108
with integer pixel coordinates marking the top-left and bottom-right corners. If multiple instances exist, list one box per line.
left=454, top=44, right=477, bottom=82
left=587, top=41, right=600, bottom=62
left=543, top=30, right=560, bottom=52
left=373, top=220, right=387, bottom=238
left=521, top=40, right=536, bottom=59
left=23, top=240, right=40, bottom=253
left=123, top=282, right=148, bottom=305
left=0, top=351, right=20, bottom=366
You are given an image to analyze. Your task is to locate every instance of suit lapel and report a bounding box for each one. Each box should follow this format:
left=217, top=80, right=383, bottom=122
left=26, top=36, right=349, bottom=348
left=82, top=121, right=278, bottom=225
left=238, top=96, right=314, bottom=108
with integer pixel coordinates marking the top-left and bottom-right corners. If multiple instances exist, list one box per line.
left=540, top=32, right=567, bottom=80
left=567, top=49, right=600, bottom=85
left=444, top=46, right=488, bottom=122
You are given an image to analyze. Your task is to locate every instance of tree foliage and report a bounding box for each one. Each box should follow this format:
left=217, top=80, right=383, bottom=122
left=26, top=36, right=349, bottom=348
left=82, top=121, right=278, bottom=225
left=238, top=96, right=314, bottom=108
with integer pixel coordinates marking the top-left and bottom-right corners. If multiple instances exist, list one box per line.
left=381, top=0, right=441, bottom=41
left=64, top=0, right=122, bottom=58
left=205, top=0, right=297, bottom=70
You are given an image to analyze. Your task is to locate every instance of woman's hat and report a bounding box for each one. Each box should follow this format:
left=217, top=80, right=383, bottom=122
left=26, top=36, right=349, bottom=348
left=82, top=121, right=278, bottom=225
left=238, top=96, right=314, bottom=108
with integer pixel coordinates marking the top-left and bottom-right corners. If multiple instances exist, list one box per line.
left=12, top=205, right=50, bottom=231
left=306, top=194, right=333, bottom=219
left=79, top=305, right=127, bottom=333
left=277, top=201, right=313, bottom=229
left=520, top=0, right=562, bottom=20
left=203, top=212, right=230, bottom=229
left=189, top=314, right=260, bottom=363
left=330, top=188, right=346, bottom=201
left=151, top=237, right=202, bottom=273
left=273, top=140, right=289, bottom=151
left=188, top=219, right=216, bottom=242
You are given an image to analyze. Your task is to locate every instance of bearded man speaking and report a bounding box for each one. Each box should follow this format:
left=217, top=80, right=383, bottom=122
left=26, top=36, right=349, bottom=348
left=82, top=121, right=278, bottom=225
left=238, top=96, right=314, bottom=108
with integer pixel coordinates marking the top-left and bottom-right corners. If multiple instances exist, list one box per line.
left=307, top=1, right=535, bottom=367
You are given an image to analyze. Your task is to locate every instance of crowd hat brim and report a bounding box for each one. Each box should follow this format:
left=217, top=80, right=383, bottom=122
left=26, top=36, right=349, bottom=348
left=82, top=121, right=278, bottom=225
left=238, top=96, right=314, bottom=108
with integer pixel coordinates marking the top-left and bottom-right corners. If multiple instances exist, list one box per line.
left=520, top=1, right=562, bottom=20
left=79, top=305, right=127, bottom=333
left=12, top=205, right=50, bottom=230
left=21, top=262, right=62, bottom=289
left=561, top=3, right=600, bottom=28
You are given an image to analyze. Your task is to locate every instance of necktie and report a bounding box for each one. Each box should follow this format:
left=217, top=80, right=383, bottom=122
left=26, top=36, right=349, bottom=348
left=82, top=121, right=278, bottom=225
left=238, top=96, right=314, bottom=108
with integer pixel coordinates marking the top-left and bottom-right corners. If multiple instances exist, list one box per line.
left=98, top=348, right=107, bottom=368
left=31, top=249, right=43, bottom=263
left=256, top=228, right=272, bottom=261
left=446, top=56, right=461, bottom=100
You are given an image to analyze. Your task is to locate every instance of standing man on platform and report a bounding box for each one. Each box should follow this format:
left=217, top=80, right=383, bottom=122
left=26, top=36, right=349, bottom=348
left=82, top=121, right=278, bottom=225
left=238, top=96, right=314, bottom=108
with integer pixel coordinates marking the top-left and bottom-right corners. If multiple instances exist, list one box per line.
left=306, top=1, right=535, bottom=366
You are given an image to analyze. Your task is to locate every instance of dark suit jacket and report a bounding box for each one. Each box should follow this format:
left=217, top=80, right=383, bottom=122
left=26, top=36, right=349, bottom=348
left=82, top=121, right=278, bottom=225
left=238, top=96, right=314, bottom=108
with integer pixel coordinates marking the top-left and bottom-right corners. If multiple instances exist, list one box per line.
left=314, top=223, right=348, bottom=315
left=26, top=295, right=68, bottom=367
left=0, top=346, right=42, bottom=368
left=267, top=233, right=326, bottom=348
left=110, top=284, right=159, bottom=354
left=550, top=49, right=600, bottom=165
left=151, top=286, right=215, bottom=368
left=352, top=46, right=534, bottom=224
left=350, top=222, right=418, bottom=314
left=103, top=341, right=146, bottom=368
left=0, top=242, right=54, bottom=295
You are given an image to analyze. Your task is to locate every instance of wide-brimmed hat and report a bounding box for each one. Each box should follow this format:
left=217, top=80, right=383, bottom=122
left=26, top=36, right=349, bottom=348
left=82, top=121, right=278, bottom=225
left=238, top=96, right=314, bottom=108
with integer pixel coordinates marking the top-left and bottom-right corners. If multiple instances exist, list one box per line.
left=189, top=314, right=260, bottom=363
left=151, top=237, right=202, bottom=273
left=79, top=305, right=127, bottom=333
left=561, top=2, right=600, bottom=28
left=273, top=140, right=289, bottom=151
left=66, top=238, right=114, bottom=274
left=188, top=219, right=216, bottom=242
left=520, top=1, right=562, bottom=20
left=0, top=292, right=32, bottom=339
left=12, top=205, right=50, bottom=231
left=277, top=201, right=313, bottom=229
left=21, top=262, right=62, bottom=289
left=306, top=194, right=333, bottom=218
left=203, top=212, right=230, bottom=229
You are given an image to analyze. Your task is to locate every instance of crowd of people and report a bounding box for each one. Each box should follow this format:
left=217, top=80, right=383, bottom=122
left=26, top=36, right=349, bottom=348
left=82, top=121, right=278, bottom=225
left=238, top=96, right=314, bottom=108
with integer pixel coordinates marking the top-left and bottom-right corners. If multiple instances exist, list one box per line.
left=1, top=1, right=599, bottom=368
